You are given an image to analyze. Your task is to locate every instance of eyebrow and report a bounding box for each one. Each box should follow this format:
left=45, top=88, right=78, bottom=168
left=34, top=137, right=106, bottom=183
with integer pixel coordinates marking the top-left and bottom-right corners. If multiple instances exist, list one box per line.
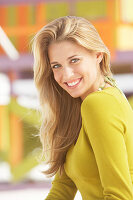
left=50, top=55, right=79, bottom=65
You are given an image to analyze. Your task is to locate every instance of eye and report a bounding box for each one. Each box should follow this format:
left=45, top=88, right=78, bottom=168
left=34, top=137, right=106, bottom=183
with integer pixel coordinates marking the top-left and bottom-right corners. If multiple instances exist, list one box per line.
left=71, top=58, right=80, bottom=63
left=52, top=64, right=61, bottom=69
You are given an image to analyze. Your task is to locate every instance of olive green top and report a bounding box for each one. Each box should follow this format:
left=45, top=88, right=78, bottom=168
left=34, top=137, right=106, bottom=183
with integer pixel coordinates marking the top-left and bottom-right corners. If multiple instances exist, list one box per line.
left=45, top=86, right=133, bottom=200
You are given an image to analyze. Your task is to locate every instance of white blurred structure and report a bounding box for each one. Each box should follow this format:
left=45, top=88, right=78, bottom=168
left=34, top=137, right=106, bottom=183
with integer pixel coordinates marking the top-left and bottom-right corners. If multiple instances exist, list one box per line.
left=0, top=162, right=12, bottom=182
left=12, top=79, right=39, bottom=109
left=114, top=73, right=133, bottom=93
left=0, top=26, right=19, bottom=60
left=0, top=73, right=10, bottom=105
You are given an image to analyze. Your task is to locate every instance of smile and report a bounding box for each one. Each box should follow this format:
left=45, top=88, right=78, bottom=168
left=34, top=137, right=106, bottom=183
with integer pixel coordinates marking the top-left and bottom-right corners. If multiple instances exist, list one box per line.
left=65, top=78, right=82, bottom=88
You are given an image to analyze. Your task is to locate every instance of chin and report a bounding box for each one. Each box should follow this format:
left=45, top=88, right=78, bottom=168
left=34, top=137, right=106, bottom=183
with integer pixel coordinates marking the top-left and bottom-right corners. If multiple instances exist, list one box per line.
left=68, top=92, right=81, bottom=99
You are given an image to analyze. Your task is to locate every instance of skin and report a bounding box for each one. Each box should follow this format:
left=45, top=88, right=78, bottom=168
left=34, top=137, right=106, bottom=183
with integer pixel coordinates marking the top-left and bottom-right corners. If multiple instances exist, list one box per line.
left=48, top=40, right=110, bottom=100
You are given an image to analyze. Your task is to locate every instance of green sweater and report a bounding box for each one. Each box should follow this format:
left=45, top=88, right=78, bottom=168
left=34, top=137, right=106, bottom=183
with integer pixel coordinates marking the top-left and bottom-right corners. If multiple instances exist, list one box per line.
left=45, top=87, right=133, bottom=200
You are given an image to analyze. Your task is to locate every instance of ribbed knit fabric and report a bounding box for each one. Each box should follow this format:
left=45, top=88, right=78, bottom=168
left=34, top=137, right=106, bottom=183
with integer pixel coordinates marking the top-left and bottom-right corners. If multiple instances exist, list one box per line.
left=45, top=87, right=133, bottom=200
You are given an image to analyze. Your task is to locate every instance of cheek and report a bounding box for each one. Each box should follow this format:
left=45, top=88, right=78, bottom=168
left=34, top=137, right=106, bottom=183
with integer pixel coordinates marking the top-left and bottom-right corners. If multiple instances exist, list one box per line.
left=53, top=71, right=61, bottom=84
left=82, top=64, right=98, bottom=80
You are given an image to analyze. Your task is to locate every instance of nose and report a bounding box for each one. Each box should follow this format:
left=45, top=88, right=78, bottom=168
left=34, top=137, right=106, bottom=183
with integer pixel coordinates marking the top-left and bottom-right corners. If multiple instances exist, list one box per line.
left=62, top=66, right=74, bottom=81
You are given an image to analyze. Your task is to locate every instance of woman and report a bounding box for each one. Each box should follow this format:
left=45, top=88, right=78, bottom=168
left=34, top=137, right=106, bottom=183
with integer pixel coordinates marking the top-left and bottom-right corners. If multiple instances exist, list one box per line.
left=32, top=16, right=133, bottom=199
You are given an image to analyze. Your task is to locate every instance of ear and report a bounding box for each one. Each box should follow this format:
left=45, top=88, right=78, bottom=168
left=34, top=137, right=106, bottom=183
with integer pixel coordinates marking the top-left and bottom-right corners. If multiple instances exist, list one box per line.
left=96, top=52, right=103, bottom=64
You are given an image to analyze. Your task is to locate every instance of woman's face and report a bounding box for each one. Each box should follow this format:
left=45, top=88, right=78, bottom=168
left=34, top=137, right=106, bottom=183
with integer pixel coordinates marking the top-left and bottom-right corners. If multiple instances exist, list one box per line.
left=48, top=40, right=103, bottom=100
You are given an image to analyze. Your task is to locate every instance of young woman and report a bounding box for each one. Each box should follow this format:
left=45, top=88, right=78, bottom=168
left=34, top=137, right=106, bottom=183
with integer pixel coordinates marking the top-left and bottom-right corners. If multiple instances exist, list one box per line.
left=32, top=16, right=133, bottom=199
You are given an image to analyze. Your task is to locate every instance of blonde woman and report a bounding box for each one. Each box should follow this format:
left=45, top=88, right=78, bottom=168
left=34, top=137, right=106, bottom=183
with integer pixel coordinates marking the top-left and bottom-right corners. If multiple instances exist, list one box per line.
left=32, top=16, right=133, bottom=199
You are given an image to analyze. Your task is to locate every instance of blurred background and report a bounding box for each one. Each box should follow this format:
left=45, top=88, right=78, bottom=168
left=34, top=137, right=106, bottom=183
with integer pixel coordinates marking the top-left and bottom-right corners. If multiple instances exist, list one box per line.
left=0, top=0, right=133, bottom=199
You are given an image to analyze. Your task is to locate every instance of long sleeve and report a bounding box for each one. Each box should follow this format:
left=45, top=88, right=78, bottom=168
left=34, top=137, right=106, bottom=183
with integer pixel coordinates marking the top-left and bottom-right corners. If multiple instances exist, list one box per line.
left=45, top=169, right=77, bottom=200
left=81, top=92, right=133, bottom=200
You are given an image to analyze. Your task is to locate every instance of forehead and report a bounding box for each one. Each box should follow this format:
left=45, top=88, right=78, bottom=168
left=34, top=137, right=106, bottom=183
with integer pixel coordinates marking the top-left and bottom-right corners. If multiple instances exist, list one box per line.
left=48, top=40, right=90, bottom=62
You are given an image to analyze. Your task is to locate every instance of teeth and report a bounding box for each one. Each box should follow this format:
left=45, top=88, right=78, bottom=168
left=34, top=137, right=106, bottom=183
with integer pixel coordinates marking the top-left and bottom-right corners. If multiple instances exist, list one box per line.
left=67, top=79, right=80, bottom=87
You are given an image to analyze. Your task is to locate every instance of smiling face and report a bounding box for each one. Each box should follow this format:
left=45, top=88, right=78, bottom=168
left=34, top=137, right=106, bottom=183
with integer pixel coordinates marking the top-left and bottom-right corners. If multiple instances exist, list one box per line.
left=48, top=40, right=104, bottom=100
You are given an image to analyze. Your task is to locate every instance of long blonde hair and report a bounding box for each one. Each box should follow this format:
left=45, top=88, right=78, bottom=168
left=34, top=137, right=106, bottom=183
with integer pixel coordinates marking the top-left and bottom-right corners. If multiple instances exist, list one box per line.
left=32, top=16, right=112, bottom=177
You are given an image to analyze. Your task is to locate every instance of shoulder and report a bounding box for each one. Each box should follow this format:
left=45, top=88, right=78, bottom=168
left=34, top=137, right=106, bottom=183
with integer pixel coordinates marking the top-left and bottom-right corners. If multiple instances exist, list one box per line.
left=81, top=90, right=120, bottom=110
left=81, top=91, right=123, bottom=120
left=81, top=91, right=126, bottom=135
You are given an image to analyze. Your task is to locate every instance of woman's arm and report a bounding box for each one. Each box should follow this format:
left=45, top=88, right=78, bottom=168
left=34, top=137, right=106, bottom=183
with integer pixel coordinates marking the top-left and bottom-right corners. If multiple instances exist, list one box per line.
left=81, top=92, right=133, bottom=200
left=45, top=169, right=77, bottom=200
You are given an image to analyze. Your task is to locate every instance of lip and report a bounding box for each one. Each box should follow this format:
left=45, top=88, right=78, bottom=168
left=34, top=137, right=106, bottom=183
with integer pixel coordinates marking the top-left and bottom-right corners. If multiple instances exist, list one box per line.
left=65, top=78, right=82, bottom=88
